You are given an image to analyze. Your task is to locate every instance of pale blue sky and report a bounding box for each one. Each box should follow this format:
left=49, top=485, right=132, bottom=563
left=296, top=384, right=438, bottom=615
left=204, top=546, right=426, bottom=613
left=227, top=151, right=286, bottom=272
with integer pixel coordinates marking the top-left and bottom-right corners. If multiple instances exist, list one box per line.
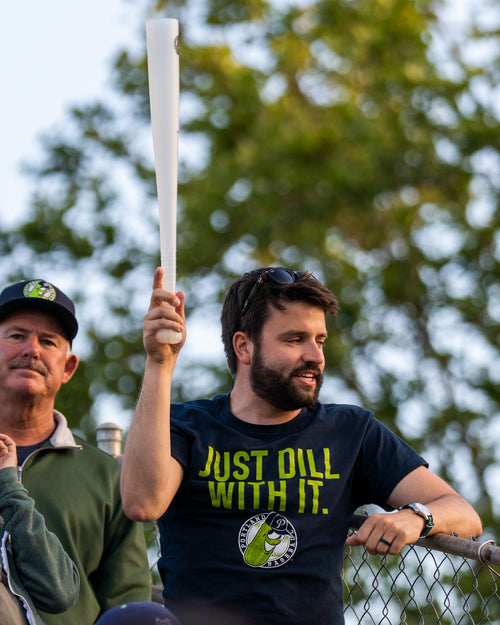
left=0, top=0, right=142, bottom=224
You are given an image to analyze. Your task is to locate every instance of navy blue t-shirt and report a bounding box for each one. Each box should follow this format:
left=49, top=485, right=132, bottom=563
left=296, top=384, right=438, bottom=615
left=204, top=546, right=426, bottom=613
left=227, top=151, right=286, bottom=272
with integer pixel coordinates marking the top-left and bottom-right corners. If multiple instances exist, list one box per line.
left=157, top=394, right=426, bottom=625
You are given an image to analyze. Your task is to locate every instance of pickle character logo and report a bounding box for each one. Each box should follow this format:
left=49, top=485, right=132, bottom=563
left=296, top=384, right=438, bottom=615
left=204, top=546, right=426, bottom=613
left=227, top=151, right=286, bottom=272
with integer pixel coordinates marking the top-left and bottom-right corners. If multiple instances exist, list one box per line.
left=23, top=280, right=57, bottom=302
left=239, top=512, right=297, bottom=568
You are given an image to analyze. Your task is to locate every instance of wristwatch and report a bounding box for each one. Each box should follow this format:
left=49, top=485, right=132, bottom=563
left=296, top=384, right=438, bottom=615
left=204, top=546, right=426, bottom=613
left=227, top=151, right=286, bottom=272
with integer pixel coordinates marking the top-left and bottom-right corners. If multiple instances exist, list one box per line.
left=399, top=502, right=434, bottom=537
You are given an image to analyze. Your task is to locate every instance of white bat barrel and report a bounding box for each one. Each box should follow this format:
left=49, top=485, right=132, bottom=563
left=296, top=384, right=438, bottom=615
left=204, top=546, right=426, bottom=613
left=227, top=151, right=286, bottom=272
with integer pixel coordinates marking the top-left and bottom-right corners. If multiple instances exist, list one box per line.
left=146, top=18, right=182, bottom=344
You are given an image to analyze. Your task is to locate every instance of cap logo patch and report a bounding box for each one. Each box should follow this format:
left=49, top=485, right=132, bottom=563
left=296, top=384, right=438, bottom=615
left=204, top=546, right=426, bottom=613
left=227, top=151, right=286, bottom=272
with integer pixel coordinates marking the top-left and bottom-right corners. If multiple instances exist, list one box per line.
left=23, top=280, right=57, bottom=302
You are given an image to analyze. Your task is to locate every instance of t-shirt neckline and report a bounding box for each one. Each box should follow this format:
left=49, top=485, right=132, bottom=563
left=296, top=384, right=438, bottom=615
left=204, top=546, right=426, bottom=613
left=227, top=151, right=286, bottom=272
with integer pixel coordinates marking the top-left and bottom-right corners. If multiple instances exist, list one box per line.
left=215, top=393, right=319, bottom=437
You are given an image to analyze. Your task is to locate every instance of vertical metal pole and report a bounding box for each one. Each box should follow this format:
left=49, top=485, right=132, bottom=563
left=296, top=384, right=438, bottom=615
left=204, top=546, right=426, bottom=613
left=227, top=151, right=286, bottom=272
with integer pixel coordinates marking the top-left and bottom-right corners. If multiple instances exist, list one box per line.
left=96, top=422, right=123, bottom=459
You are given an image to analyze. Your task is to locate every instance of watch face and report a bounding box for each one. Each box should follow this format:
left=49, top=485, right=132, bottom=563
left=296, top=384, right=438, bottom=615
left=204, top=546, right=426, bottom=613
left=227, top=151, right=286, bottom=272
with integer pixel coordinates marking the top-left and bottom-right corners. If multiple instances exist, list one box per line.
left=411, top=503, right=431, bottom=520
left=401, top=502, right=434, bottom=537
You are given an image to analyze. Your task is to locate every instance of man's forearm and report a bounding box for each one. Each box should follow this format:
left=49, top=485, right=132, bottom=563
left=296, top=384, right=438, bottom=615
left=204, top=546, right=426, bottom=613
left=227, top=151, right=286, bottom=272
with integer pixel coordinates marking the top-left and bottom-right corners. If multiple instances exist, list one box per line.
left=120, top=358, right=176, bottom=521
left=421, top=493, right=482, bottom=539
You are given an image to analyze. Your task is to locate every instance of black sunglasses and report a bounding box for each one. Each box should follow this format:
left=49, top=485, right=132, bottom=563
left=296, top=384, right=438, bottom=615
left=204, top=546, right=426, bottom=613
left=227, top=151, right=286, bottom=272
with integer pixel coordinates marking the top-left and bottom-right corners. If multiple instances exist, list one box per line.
left=239, top=269, right=313, bottom=323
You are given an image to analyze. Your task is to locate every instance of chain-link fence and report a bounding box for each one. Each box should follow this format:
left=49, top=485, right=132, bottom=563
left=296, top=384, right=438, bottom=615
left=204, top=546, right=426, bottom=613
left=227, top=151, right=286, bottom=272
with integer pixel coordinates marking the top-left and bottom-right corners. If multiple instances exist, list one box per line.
left=143, top=514, right=500, bottom=622
left=97, top=423, right=500, bottom=623
left=343, top=514, right=500, bottom=624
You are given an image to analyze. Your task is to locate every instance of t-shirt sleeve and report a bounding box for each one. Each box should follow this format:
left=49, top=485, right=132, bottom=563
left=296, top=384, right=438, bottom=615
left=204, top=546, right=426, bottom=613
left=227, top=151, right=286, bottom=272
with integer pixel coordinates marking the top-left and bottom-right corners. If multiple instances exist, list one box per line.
left=354, top=415, right=428, bottom=508
left=170, top=403, right=193, bottom=471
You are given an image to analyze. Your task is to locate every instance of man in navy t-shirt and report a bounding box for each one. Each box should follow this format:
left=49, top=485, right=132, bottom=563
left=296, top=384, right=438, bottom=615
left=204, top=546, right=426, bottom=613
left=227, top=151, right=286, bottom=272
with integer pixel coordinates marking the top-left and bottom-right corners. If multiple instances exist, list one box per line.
left=121, top=266, right=482, bottom=625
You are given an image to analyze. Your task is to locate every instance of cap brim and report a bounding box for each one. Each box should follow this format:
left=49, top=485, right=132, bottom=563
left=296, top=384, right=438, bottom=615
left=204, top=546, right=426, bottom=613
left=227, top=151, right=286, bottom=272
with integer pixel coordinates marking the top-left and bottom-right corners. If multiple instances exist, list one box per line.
left=0, top=299, right=78, bottom=340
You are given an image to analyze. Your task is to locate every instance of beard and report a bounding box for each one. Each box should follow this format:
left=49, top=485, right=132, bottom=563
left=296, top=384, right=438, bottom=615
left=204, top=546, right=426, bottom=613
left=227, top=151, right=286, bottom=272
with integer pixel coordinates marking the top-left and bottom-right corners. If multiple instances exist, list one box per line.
left=249, top=346, right=323, bottom=411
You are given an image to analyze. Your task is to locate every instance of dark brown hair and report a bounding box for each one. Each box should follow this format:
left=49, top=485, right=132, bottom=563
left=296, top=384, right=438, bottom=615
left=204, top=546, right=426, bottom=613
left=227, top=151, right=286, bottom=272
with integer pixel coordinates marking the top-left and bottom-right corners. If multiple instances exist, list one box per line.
left=221, top=267, right=339, bottom=377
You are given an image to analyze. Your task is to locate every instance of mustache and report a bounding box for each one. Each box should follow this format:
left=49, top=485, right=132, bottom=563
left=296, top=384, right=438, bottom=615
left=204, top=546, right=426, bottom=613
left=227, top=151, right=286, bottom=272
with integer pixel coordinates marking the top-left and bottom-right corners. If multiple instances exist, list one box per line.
left=291, top=363, right=323, bottom=378
left=10, top=358, right=48, bottom=376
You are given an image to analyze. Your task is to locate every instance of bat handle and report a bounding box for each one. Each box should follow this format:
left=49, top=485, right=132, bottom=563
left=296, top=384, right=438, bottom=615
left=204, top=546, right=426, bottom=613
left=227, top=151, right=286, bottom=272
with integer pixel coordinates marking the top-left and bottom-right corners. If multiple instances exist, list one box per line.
left=155, top=255, right=183, bottom=344
left=156, top=329, right=183, bottom=344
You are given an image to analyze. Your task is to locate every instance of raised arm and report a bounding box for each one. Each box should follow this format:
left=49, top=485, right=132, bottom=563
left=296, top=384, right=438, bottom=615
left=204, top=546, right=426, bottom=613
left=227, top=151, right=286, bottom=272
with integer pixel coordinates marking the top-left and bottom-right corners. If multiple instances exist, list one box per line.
left=346, top=466, right=483, bottom=555
left=120, top=268, right=186, bottom=522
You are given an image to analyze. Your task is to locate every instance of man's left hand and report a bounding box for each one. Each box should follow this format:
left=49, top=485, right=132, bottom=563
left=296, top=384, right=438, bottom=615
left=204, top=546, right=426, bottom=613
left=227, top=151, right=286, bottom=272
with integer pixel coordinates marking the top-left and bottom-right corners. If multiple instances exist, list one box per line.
left=345, top=509, right=425, bottom=555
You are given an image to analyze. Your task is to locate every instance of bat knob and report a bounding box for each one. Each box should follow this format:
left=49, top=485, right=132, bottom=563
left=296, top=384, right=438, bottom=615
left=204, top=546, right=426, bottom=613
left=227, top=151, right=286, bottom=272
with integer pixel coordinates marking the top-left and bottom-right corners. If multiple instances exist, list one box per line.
left=156, top=329, right=183, bottom=345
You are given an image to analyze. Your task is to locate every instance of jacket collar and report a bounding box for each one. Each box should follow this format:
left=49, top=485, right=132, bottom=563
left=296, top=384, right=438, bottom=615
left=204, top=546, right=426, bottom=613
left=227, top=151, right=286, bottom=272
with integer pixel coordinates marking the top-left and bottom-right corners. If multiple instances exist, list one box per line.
left=49, top=411, right=80, bottom=448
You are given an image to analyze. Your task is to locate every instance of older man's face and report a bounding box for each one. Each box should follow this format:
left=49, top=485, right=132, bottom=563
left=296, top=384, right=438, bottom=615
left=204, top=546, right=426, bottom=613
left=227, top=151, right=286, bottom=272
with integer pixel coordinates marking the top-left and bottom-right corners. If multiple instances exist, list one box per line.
left=0, top=309, right=78, bottom=401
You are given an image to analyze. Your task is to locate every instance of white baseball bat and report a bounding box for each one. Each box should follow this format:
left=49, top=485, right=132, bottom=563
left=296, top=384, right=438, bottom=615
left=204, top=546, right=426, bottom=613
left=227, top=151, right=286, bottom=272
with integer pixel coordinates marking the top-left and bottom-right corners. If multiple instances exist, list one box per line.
left=146, top=18, right=182, bottom=344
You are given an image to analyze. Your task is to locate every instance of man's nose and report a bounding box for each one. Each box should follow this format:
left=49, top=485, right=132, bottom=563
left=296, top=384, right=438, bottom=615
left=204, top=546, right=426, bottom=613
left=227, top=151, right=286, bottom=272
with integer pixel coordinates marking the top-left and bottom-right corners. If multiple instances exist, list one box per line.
left=303, top=340, right=324, bottom=364
left=22, top=337, right=41, bottom=358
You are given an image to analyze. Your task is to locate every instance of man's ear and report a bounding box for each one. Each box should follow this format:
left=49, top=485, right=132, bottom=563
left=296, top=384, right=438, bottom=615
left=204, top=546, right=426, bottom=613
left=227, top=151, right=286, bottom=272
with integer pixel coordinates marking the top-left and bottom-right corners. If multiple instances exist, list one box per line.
left=62, top=353, right=79, bottom=384
left=232, top=331, right=254, bottom=367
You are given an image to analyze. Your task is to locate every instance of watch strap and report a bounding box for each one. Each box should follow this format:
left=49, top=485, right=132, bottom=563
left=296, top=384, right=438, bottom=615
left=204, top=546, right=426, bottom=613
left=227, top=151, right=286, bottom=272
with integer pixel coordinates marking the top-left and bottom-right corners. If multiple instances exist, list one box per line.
left=399, top=503, right=434, bottom=537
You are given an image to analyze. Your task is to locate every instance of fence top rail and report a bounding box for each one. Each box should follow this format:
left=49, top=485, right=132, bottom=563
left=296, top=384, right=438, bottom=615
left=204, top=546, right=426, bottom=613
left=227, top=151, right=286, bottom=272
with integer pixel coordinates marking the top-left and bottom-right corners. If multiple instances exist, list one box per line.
left=350, top=513, right=500, bottom=566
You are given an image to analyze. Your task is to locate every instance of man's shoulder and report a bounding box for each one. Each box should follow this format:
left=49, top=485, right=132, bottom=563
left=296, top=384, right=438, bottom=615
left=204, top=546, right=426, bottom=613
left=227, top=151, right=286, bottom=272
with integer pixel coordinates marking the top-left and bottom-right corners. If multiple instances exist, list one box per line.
left=318, top=401, right=373, bottom=420
left=309, top=402, right=377, bottom=437
left=70, top=433, right=121, bottom=467
left=172, top=394, right=227, bottom=417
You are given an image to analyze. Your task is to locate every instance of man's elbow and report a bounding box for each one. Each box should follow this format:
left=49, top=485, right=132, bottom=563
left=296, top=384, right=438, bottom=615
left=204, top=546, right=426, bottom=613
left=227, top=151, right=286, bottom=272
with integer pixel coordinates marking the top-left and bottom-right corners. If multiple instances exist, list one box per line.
left=470, top=511, right=483, bottom=539
left=36, top=568, right=80, bottom=613
left=456, top=506, right=483, bottom=539
left=122, top=499, right=160, bottom=523
left=120, top=478, right=160, bottom=522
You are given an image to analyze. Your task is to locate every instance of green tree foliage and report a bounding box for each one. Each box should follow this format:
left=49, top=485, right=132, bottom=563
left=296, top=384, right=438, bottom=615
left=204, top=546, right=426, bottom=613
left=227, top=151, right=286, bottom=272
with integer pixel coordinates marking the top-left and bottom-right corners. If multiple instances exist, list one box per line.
left=1, top=0, right=499, bottom=530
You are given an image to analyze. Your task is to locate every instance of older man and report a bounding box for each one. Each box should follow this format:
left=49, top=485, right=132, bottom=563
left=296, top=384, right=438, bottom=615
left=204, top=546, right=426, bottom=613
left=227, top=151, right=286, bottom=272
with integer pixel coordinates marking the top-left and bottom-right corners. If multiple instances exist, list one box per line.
left=0, top=279, right=151, bottom=625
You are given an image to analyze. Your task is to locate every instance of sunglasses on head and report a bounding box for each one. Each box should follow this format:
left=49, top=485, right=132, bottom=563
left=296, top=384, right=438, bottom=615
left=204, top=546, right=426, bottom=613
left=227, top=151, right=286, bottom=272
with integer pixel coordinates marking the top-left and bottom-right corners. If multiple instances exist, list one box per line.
left=239, top=268, right=314, bottom=324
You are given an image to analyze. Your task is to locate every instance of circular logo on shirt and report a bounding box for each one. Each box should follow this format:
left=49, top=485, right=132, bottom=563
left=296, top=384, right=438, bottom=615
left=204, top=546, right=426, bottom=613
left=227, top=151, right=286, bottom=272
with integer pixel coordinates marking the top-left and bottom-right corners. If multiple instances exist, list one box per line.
left=239, top=511, right=297, bottom=568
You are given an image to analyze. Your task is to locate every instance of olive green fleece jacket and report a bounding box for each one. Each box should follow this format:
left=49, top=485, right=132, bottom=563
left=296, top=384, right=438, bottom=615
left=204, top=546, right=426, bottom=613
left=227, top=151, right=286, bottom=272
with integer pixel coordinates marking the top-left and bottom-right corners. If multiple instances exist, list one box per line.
left=0, top=466, right=79, bottom=625
left=19, top=411, right=151, bottom=625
